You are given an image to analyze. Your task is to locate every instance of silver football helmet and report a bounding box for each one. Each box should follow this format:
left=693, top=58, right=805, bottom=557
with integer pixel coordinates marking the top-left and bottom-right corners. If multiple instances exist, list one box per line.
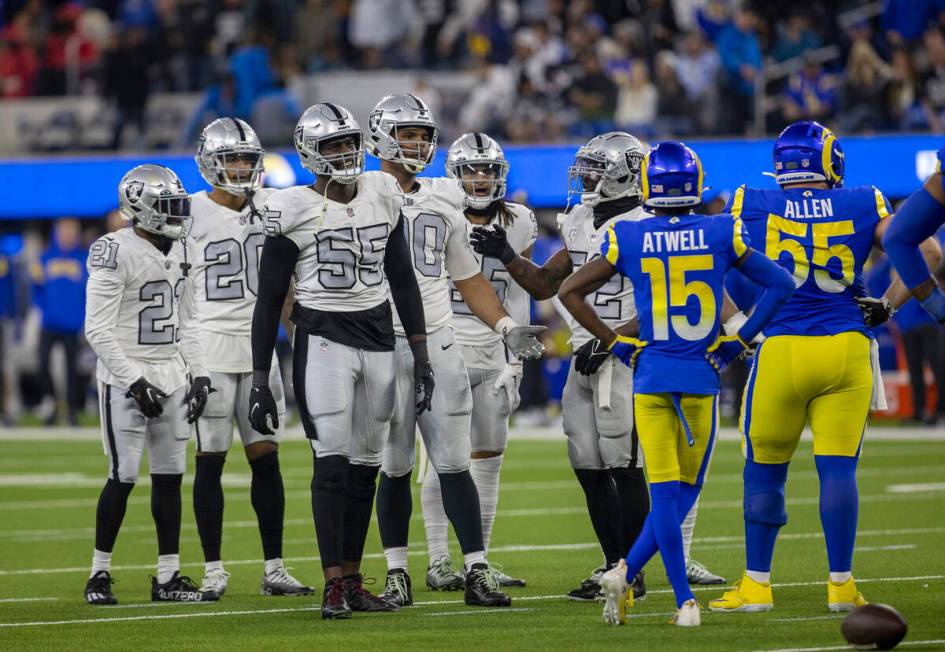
left=294, top=103, right=364, bottom=184
left=367, top=93, right=438, bottom=174
left=195, top=117, right=265, bottom=196
left=567, top=132, right=646, bottom=207
left=118, top=164, right=191, bottom=240
left=446, top=132, right=509, bottom=210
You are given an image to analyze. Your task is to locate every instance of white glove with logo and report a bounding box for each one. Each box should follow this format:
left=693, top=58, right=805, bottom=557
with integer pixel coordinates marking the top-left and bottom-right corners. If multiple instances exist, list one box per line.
left=492, top=362, right=523, bottom=412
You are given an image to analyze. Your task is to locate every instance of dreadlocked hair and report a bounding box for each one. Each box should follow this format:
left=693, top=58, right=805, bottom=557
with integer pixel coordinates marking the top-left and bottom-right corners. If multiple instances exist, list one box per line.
left=491, top=199, right=517, bottom=227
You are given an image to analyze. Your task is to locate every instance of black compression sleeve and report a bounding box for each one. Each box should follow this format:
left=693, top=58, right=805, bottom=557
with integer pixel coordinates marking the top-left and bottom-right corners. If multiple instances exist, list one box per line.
left=252, top=235, right=300, bottom=381
left=385, top=214, right=427, bottom=338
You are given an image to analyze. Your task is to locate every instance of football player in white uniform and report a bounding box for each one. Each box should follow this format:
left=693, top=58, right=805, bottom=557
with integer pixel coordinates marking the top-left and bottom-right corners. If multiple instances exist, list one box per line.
left=250, top=103, right=431, bottom=619
left=187, top=118, right=312, bottom=598
left=420, top=133, right=535, bottom=590
left=84, top=165, right=216, bottom=604
left=472, top=133, right=653, bottom=601
left=366, top=94, right=545, bottom=609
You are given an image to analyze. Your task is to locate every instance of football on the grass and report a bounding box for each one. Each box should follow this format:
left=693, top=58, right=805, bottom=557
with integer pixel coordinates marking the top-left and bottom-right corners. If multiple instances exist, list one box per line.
left=841, top=604, right=908, bottom=650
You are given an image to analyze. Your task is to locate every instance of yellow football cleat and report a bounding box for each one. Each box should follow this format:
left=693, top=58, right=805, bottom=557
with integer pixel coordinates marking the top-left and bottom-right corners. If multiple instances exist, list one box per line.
left=708, top=574, right=774, bottom=612
left=827, top=577, right=867, bottom=612
left=600, top=560, right=634, bottom=625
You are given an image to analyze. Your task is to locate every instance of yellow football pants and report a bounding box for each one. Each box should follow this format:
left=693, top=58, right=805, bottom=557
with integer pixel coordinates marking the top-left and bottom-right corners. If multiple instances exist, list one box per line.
left=633, top=393, right=718, bottom=485
left=740, top=332, right=872, bottom=464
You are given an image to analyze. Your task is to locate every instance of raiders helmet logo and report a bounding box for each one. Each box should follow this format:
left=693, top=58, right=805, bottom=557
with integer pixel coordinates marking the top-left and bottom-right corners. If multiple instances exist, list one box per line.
left=125, top=180, right=145, bottom=203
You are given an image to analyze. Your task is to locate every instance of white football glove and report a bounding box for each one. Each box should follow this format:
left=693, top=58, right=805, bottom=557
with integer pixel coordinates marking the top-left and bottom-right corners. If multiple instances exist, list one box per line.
left=491, top=362, right=523, bottom=412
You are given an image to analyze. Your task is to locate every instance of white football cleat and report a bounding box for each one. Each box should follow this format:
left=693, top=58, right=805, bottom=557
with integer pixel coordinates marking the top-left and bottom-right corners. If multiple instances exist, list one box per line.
left=199, top=567, right=230, bottom=597
left=673, top=599, right=701, bottom=627
left=600, top=559, right=632, bottom=626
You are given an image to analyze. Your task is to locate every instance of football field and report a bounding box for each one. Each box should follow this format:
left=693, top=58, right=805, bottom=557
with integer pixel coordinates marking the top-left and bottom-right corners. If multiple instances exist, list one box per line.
left=0, top=427, right=943, bottom=651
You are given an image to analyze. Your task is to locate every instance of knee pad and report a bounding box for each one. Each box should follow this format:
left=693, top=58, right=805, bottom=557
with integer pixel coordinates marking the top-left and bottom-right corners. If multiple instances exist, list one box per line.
left=744, top=460, right=789, bottom=527
left=313, top=455, right=348, bottom=493
left=346, top=464, right=380, bottom=501
left=249, top=450, right=280, bottom=478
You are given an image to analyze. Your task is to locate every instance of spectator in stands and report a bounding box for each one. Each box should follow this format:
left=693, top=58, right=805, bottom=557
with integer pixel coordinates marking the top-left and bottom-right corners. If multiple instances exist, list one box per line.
left=36, top=3, right=98, bottom=96
left=696, top=0, right=731, bottom=43
left=716, top=6, right=762, bottom=133
left=153, top=0, right=215, bottom=92
left=31, top=218, right=87, bottom=426
left=773, top=13, right=821, bottom=63
left=640, top=0, right=678, bottom=54
left=228, top=29, right=279, bottom=119
left=103, top=27, right=152, bottom=150
left=919, top=28, right=945, bottom=132
left=348, top=0, right=417, bottom=68
left=782, top=57, right=838, bottom=123
left=567, top=48, right=617, bottom=137
left=0, top=25, right=38, bottom=97
left=505, top=71, right=564, bottom=143
left=882, top=0, right=945, bottom=47
left=293, top=0, right=347, bottom=71
left=887, top=48, right=926, bottom=129
left=614, top=60, right=656, bottom=134
left=839, top=39, right=891, bottom=132
left=653, top=50, right=694, bottom=135
left=211, top=0, right=247, bottom=59
left=675, top=31, right=721, bottom=133
left=181, top=70, right=238, bottom=146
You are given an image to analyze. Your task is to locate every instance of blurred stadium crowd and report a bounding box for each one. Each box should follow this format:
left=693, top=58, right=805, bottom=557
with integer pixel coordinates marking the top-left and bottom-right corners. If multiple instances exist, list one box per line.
left=4, top=0, right=945, bottom=144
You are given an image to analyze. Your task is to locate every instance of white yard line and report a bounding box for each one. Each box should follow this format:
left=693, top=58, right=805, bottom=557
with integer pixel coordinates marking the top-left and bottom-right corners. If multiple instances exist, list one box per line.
left=886, top=482, right=945, bottom=493
left=749, top=639, right=945, bottom=652
left=424, top=608, right=534, bottom=617
left=0, top=597, right=58, bottom=603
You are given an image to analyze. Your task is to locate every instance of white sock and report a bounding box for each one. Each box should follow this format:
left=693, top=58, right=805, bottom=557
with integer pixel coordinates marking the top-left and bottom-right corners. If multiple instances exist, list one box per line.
left=681, top=495, right=699, bottom=562
left=469, top=455, right=502, bottom=553
left=384, top=546, right=409, bottom=572
left=205, top=560, right=224, bottom=573
left=463, top=551, right=486, bottom=569
left=90, top=549, right=111, bottom=578
left=157, top=554, right=180, bottom=585
left=830, top=571, right=852, bottom=583
left=421, top=461, right=450, bottom=565
left=746, top=570, right=771, bottom=584
left=265, top=558, right=283, bottom=575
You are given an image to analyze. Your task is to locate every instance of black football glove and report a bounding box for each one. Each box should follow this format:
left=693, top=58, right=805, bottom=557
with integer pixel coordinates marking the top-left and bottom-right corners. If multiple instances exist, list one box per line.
left=574, top=338, right=611, bottom=376
left=410, top=339, right=435, bottom=415
left=183, top=376, right=214, bottom=424
left=249, top=385, right=279, bottom=435
left=127, top=377, right=167, bottom=418
left=470, top=225, right=516, bottom=264
left=855, top=296, right=896, bottom=328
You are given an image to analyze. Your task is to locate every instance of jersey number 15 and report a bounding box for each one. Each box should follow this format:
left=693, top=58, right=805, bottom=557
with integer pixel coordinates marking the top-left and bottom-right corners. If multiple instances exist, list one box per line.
left=641, top=254, right=716, bottom=342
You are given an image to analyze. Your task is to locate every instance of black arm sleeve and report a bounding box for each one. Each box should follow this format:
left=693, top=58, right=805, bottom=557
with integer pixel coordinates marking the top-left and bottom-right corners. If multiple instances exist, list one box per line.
left=251, top=235, right=300, bottom=383
left=385, top=214, right=426, bottom=339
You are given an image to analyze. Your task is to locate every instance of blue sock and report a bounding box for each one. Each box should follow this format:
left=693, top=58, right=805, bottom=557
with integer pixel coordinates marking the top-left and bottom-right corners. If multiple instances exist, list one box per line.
left=744, top=460, right=789, bottom=573
left=624, top=481, right=703, bottom=580
left=650, top=481, right=695, bottom=607
left=883, top=187, right=945, bottom=288
left=815, top=455, right=858, bottom=574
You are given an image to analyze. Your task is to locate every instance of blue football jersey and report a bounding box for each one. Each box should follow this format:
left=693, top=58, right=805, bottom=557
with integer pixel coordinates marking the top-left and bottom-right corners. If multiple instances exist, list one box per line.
left=602, top=212, right=749, bottom=394
left=727, top=185, right=891, bottom=337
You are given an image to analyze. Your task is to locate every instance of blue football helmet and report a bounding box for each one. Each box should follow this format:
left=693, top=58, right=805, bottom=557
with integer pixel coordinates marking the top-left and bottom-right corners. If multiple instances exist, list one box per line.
left=773, top=120, right=844, bottom=188
left=641, top=141, right=704, bottom=209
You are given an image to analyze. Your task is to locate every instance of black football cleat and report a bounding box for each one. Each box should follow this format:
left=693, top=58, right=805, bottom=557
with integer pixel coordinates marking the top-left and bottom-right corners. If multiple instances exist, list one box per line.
left=151, top=572, right=219, bottom=602
left=321, top=577, right=352, bottom=619
left=85, top=571, right=117, bottom=605
left=464, top=563, right=511, bottom=607
left=632, top=570, right=646, bottom=601
left=378, top=568, right=413, bottom=607
left=344, top=574, right=399, bottom=612
left=566, top=564, right=606, bottom=601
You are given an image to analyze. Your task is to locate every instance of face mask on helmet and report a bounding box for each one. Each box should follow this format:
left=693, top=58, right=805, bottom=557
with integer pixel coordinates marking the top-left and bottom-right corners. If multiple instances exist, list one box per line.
left=312, top=132, right=364, bottom=184
left=390, top=125, right=437, bottom=174
left=153, top=195, right=193, bottom=239
left=211, top=150, right=264, bottom=192
left=451, top=161, right=508, bottom=209
left=567, top=155, right=610, bottom=206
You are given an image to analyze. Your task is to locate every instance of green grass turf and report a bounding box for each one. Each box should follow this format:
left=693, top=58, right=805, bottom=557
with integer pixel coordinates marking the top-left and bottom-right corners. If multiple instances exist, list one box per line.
left=0, top=435, right=942, bottom=651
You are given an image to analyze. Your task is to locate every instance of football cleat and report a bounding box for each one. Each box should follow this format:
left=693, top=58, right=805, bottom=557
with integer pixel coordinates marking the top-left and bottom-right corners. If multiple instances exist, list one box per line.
left=687, top=559, right=726, bottom=585
left=378, top=568, right=413, bottom=607
left=344, top=574, right=399, bottom=612
left=489, top=563, right=526, bottom=588
left=464, top=563, right=511, bottom=607
left=673, top=599, right=701, bottom=627
left=600, top=560, right=632, bottom=626
left=566, top=564, right=607, bottom=601
left=709, top=574, right=773, bottom=612
left=828, top=577, right=867, bottom=612
left=260, top=566, right=314, bottom=596
left=85, top=570, right=117, bottom=605
left=631, top=570, right=646, bottom=601
left=151, top=572, right=219, bottom=602
left=321, top=577, right=352, bottom=619
left=426, top=555, right=465, bottom=591
left=199, top=567, right=230, bottom=597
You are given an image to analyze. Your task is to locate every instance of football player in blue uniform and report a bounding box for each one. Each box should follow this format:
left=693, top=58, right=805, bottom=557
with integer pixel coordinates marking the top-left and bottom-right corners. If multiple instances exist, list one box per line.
left=883, top=144, right=945, bottom=322
left=710, top=121, right=941, bottom=613
left=559, top=142, right=795, bottom=626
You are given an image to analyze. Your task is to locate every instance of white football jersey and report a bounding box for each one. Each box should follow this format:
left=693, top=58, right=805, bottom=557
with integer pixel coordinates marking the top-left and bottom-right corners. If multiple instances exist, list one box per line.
left=559, top=204, right=643, bottom=348
left=261, top=172, right=403, bottom=313
left=186, top=188, right=275, bottom=372
left=84, top=228, right=205, bottom=393
left=452, top=202, right=537, bottom=351
left=390, top=175, right=481, bottom=336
